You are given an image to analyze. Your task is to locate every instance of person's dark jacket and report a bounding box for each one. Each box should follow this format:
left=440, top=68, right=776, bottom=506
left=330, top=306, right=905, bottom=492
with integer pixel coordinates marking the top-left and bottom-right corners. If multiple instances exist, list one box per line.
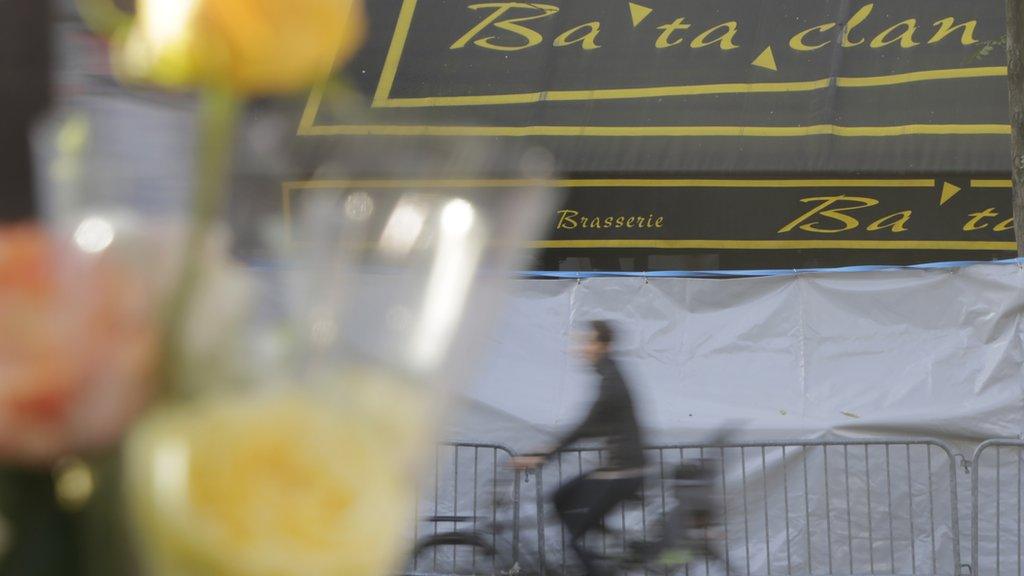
left=552, top=355, right=645, bottom=470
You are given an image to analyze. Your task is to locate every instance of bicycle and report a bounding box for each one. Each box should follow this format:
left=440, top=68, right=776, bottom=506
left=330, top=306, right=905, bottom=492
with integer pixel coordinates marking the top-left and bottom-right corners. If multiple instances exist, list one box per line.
left=406, top=451, right=729, bottom=576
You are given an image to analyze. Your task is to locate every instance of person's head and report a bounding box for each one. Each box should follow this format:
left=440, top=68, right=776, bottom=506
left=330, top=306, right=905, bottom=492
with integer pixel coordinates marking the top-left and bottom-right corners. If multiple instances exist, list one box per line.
left=578, top=320, right=615, bottom=363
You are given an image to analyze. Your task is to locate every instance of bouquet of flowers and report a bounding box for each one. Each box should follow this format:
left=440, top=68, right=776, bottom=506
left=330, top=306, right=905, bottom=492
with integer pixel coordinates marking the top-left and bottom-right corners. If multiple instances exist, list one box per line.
left=0, top=1, right=553, bottom=574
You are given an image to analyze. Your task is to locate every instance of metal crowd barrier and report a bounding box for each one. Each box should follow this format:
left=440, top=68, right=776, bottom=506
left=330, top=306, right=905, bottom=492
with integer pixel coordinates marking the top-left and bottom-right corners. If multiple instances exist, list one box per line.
left=407, top=443, right=521, bottom=576
left=409, top=439, right=962, bottom=576
left=534, top=440, right=961, bottom=576
left=971, top=439, right=1024, bottom=576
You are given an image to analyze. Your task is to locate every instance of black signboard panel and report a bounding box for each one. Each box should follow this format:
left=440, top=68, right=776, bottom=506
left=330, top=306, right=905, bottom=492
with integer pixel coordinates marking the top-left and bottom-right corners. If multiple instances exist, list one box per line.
left=281, top=177, right=1014, bottom=251
left=286, top=0, right=1018, bottom=269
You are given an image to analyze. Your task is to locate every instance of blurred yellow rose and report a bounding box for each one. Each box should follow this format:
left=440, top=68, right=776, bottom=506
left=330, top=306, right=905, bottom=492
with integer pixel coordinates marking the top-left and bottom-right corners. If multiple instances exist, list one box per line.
left=113, top=0, right=366, bottom=93
left=125, top=384, right=426, bottom=576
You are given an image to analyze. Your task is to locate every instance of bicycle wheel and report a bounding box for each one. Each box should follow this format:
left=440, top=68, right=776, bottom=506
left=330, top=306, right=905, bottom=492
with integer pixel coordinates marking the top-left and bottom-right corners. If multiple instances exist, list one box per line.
left=405, top=531, right=509, bottom=576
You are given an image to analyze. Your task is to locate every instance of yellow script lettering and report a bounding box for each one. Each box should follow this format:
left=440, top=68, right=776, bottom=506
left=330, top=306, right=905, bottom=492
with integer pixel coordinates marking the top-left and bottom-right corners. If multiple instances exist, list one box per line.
left=963, top=208, right=1000, bottom=231
left=691, top=22, right=740, bottom=50
left=995, top=217, right=1015, bottom=232
left=929, top=17, right=978, bottom=45
left=655, top=18, right=692, bottom=48
left=866, top=210, right=912, bottom=232
left=778, top=195, right=879, bottom=233
left=789, top=22, right=837, bottom=51
left=842, top=4, right=874, bottom=47
left=451, top=3, right=559, bottom=52
left=556, top=209, right=579, bottom=230
left=553, top=22, right=602, bottom=50
left=870, top=19, right=920, bottom=48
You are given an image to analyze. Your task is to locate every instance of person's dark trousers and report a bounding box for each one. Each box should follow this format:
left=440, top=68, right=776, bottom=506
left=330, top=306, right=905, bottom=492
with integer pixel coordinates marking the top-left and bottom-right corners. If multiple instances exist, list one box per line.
left=553, top=474, right=643, bottom=576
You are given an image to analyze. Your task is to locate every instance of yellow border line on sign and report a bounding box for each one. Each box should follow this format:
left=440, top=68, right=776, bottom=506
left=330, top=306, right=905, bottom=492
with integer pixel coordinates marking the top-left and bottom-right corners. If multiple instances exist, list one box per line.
left=281, top=178, right=1014, bottom=251
left=834, top=66, right=1006, bottom=88
left=298, top=122, right=1010, bottom=137
left=372, top=67, right=1007, bottom=109
left=374, top=79, right=835, bottom=108
left=283, top=178, right=934, bottom=189
left=298, top=83, right=326, bottom=134
left=372, top=0, right=420, bottom=107
left=530, top=239, right=1017, bottom=250
left=971, top=179, right=1012, bottom=188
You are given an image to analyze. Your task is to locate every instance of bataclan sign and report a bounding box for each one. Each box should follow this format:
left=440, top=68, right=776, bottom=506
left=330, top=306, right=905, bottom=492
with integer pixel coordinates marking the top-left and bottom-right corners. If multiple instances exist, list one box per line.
left=288, top=0, right=1017, bottom=267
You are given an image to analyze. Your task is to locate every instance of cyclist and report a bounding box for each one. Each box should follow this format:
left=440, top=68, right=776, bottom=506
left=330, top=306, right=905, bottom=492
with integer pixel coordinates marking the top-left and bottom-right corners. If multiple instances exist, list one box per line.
left=512, top=320, right=645, bottom=576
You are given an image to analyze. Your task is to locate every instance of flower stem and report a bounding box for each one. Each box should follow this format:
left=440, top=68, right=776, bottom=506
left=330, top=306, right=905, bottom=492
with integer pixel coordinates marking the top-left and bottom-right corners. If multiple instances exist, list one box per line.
left=158, top=88, right=239, bottom=396
left=73, top=0, right=132, bottom=38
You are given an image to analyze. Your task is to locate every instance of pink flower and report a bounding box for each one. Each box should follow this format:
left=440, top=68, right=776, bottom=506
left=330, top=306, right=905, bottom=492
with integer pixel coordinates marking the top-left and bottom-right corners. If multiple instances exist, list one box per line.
left=0, top=225, right=157, bottom=467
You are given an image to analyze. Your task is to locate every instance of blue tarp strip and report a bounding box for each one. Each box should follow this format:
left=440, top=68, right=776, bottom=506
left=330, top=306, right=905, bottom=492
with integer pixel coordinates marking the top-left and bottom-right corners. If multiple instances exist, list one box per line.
left=518, top=258, right=1024, bottom=279
left=243, top=258, right=1024, bottom=279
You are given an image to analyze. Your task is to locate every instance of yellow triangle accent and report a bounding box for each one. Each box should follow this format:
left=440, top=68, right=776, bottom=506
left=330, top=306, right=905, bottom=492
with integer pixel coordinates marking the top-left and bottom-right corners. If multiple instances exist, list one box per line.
left=752, top=47, right=778, bottom=71
left=628, top=2, right=652, bottom=27
left=940, top=182, right=961, bottom=205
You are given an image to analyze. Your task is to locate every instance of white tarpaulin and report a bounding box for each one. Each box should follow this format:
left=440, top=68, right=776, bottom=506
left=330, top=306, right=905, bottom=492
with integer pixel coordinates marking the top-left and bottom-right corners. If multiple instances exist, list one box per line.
left=428, top=262, right=1024, bottom=575
left=453, top=262, right=1024, bottom=448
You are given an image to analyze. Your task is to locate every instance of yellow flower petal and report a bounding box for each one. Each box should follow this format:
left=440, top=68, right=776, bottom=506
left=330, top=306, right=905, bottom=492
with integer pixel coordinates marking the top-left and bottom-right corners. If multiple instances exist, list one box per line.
left=126, top=381, right=427, bottom=576
left=113, top=0, right=366, bottom=94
